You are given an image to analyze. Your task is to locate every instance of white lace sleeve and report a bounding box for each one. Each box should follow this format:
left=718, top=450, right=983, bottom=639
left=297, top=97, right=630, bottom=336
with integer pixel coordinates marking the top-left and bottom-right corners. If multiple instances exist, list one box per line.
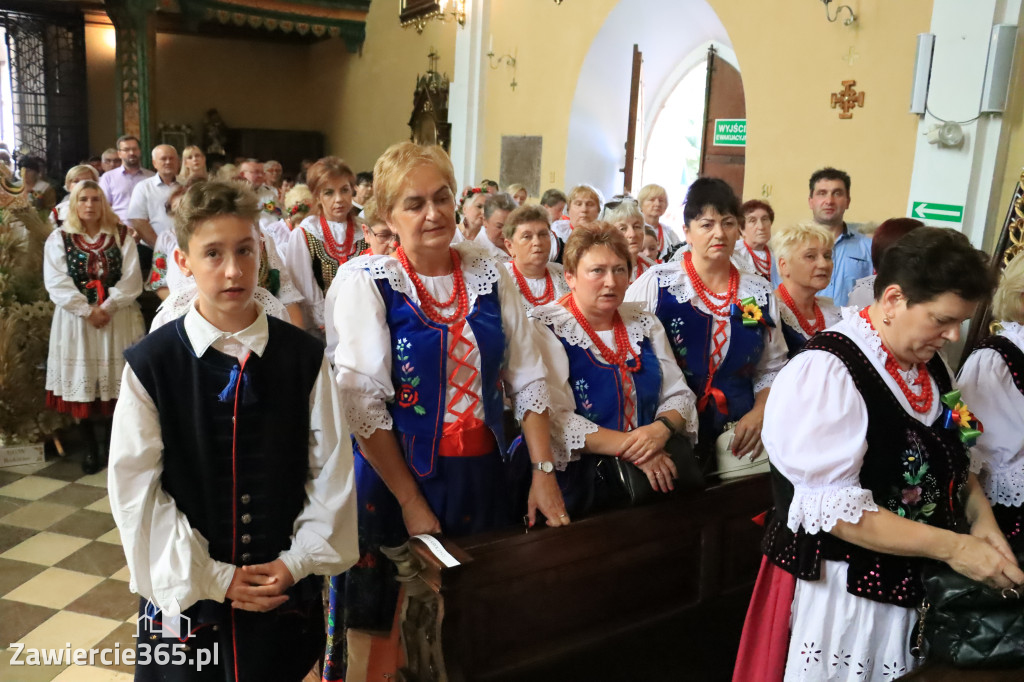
left=331, top=266, right=396, bottom=439
left=762, top=346, right=879, bottom=534
left=512, top=379, right=552, bottom=421
left=788, top=485, right=878, bottom=534
left=958, top=343, right=1024, bottom=508
left=754, top=285, right=788, bottom=393
left=551, top=413, right=599, bottom=469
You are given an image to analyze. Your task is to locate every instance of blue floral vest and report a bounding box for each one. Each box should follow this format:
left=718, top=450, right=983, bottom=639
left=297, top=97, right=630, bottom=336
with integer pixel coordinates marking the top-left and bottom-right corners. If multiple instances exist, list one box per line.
left=559, top=332, right=662, bottom=431
left=654, top=285, right=769, bottom=431
left=375, top=276, right=507, bottom=480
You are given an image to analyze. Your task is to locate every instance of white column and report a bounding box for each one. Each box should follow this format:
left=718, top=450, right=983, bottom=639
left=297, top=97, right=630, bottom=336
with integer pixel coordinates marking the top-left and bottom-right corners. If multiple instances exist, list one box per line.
left=448, top=0, right=489, bottom=190
left=906, top=0, right=1022, bottom=246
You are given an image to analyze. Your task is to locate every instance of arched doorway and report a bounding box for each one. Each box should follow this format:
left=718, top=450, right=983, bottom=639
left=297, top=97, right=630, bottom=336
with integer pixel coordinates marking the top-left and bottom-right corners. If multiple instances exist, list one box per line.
left=564, top=0, right=738, bottom=214
left=641, top=43, right=744, bottom=228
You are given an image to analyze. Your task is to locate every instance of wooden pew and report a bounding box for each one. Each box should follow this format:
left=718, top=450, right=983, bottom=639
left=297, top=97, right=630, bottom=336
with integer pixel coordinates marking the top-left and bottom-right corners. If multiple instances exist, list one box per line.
left=385, top=474, right=772, bottom=682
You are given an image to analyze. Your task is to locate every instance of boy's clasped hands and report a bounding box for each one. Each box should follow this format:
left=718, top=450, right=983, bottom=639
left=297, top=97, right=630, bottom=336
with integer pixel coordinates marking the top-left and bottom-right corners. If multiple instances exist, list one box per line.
left=225, top=558, right=295, bottom=612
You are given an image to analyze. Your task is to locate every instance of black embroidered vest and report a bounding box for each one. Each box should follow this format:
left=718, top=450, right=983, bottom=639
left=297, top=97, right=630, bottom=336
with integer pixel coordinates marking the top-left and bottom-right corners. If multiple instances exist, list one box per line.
left=763, top=331, right=970, bottom=607
left=976, top=334, right=1024, bottom=397
left=60, top=226, right=127, bottom=304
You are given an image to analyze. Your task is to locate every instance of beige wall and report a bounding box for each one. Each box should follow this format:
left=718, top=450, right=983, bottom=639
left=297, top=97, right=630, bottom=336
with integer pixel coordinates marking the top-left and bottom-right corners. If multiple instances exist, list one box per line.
left=477, top=0, right=933, bottom=226
left=152, top=33, right=329, bottom=135
left=85, top=25, right=117, bottom=155
left=993, top=25, right=1024, bottom=250
left=316, top=5, right=455, bottom=172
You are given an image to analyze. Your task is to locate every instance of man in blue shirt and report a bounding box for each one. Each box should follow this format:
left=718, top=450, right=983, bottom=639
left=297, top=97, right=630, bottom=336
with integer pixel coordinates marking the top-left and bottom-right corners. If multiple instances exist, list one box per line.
left=809, top=167, right=872, bottom=306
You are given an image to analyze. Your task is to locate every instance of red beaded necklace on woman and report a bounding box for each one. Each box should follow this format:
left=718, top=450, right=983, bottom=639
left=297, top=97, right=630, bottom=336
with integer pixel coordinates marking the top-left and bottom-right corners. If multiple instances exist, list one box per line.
left=743, top=240, right=772, bottom=279
left=396, top=246, right=469, bottom=324
left=565, top=295, right=642, bottom=375
left=858, top=306, right=933, bottom=413
left=683, top=251, right=739, bottom=315
left=319, top=214, right=355, bottom=263
left=778, top=283, right=825, bottom=337
left=511, top=261, right=554, bottom=306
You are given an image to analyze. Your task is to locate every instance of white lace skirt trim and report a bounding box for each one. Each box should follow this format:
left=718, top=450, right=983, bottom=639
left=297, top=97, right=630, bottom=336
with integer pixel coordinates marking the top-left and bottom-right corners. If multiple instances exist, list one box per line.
left=785, top=560, right=918, bottom=681
left=512, top=380, right=552, bottom=421
left=45, top=303, right=145, bottom=403
left=788, top=484, right=878, bottom=534
left=754, top=370, right=779, bottom=394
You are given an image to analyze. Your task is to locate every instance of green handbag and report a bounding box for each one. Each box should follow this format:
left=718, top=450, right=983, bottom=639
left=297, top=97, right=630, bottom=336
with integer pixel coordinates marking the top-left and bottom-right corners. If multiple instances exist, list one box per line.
left=915, top=552, right=1024, bottom=668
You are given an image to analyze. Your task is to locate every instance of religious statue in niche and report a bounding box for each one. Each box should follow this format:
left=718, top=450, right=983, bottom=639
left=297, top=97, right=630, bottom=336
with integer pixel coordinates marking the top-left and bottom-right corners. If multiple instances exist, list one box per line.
left=203, top=109, right=228, bottom=155
left=831, top=80, right=865, bottom=119
left=408, top=50, right=451, bottom=152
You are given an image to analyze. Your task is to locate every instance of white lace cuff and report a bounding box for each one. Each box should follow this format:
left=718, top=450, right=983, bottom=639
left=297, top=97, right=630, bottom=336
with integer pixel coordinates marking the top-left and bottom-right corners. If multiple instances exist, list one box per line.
left=754, top=371, right=778, bottom=394
left=551, top=412, right=599, bottom=470
left=656, top=394, right=698, bottom=441
left=787, top=484, right=878, bottom=534
left=979, top=465, right=1024, bottom=508
left=342, top=394, right=393, bottom=439
left=512, top=380, right=551, bottom=421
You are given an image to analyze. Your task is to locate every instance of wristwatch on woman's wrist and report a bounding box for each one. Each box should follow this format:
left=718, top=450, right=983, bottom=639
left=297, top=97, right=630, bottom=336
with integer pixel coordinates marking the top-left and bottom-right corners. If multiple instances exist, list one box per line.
left=655, top=416, right=677, bottom=437
left=533, top=461, right=554, bottom=474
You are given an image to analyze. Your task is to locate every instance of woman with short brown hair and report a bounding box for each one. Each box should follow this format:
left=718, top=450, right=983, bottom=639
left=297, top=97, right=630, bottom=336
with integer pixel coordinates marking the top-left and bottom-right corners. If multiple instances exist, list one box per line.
left=285, top=156, right=359, bottom=336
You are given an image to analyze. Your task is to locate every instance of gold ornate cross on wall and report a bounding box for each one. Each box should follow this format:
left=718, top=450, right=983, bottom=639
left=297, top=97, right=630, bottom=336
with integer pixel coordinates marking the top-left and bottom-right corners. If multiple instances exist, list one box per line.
left=831, top=80, right=865, bottom=119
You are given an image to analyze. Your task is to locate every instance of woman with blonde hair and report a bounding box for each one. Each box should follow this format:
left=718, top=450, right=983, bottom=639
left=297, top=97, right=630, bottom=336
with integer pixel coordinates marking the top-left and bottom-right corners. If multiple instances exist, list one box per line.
left=50, top=164, right=100, bottom=228
left=604, top=199, right=657, bottom=282
left=550, top=184, right=603, bottom=262
left=43, top=180, right=144, bottom=473
left=324, top=142, right=568, bottom=681
left=177, top=144, right=207, bottom=183
left=638, top=183, right=681, bottom=259
left=263, top=183, right=313, bottom=262
left=507, top=182, right=528, bottom=206
left=770, top=221, right=841, bottom=357
left=959, top=250, right=1024, bottom=546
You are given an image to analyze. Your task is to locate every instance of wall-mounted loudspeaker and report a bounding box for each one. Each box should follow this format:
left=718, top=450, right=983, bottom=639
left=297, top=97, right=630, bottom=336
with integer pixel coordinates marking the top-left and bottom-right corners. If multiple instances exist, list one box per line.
left=909, top=33, right=935, bottom=115
left=980, top=24, right=1018, bottom=114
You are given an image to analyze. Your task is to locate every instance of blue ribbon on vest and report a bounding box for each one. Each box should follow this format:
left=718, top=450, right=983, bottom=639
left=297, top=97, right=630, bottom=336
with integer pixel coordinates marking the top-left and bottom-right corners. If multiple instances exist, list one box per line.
left=217, top=364, right=256, bottom=404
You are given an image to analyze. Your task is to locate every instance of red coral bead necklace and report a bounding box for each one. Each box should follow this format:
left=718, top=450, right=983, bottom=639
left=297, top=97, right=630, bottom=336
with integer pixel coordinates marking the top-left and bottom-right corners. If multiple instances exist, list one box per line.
left=396, top=246, right=469, bottom=324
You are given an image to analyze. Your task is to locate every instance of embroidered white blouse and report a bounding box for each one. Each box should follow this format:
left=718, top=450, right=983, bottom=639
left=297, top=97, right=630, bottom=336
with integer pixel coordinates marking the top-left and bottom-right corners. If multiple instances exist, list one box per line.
left=502, top=261, right=570, bottom=313
left=775, top=293, right=842, bottom=342
left=528, top=301, right=698, bottom=469
left=43, top=228, right=143, bottom=317
left=329, top=241, right=553, bottom=439
left=847, top=274, right=877, bottom=309
left=472, top=228, right=511, bottom=263
left=286, top=214, right=359, bottom=330
left=624, top=261, right=789, bottom=394
left=958, top=321, right=1024, bottom=508
left=108, top=304, right=359, bottom=617
left=763, top=307, right=947, bottom=535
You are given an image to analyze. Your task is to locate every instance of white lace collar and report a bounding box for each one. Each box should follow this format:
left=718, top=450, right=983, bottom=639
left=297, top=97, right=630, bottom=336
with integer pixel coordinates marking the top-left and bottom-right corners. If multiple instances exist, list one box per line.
left=841, top=305, right=922, bottom=383
left=1000, top=321, right=1024, bottom=351
left=529, top=300, right=655, bottom=354
left=777, top=294, right=841, bottom=339
left=337, top=241, right=500, bottom=306
left=298, top=214, right=352, bottom=240
left=654, top=261, right=773, bottom=312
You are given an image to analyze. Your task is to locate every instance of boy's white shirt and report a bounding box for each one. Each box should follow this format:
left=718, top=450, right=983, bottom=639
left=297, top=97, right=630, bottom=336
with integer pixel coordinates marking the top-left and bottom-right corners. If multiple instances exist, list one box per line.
left=108, top=302, right=359, bottom=617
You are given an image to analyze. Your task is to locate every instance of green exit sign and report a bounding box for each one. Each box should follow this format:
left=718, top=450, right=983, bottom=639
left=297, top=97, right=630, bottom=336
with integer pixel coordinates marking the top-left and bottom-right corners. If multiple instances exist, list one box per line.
left=713, top=119, right=746, bottom=146
left=911, top=201, right=963, bottom=223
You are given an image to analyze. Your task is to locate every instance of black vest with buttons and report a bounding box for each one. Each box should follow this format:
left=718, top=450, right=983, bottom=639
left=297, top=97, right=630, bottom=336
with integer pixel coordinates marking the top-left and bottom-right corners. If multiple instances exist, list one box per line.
left=763, top=331, right=970, bottom=608
left=124, top=315, right=323, bottom=568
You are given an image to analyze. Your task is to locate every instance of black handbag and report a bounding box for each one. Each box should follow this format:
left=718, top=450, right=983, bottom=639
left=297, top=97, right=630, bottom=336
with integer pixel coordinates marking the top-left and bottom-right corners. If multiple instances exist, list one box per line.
left=915, top=552, right=1024, bottom=668
left=604, top=433, right=705, bottom=506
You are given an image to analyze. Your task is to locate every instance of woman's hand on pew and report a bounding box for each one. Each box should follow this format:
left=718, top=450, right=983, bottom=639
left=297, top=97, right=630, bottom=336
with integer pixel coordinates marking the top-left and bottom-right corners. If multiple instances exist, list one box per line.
left=401, top=495, right=442, bottom=536
left=528, top=471, right=570, bottom=528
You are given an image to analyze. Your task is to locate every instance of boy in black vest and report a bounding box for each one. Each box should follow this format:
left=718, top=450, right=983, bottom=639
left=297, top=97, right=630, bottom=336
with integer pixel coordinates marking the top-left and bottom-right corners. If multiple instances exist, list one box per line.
left=109, top=180, right=358, bottom=682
